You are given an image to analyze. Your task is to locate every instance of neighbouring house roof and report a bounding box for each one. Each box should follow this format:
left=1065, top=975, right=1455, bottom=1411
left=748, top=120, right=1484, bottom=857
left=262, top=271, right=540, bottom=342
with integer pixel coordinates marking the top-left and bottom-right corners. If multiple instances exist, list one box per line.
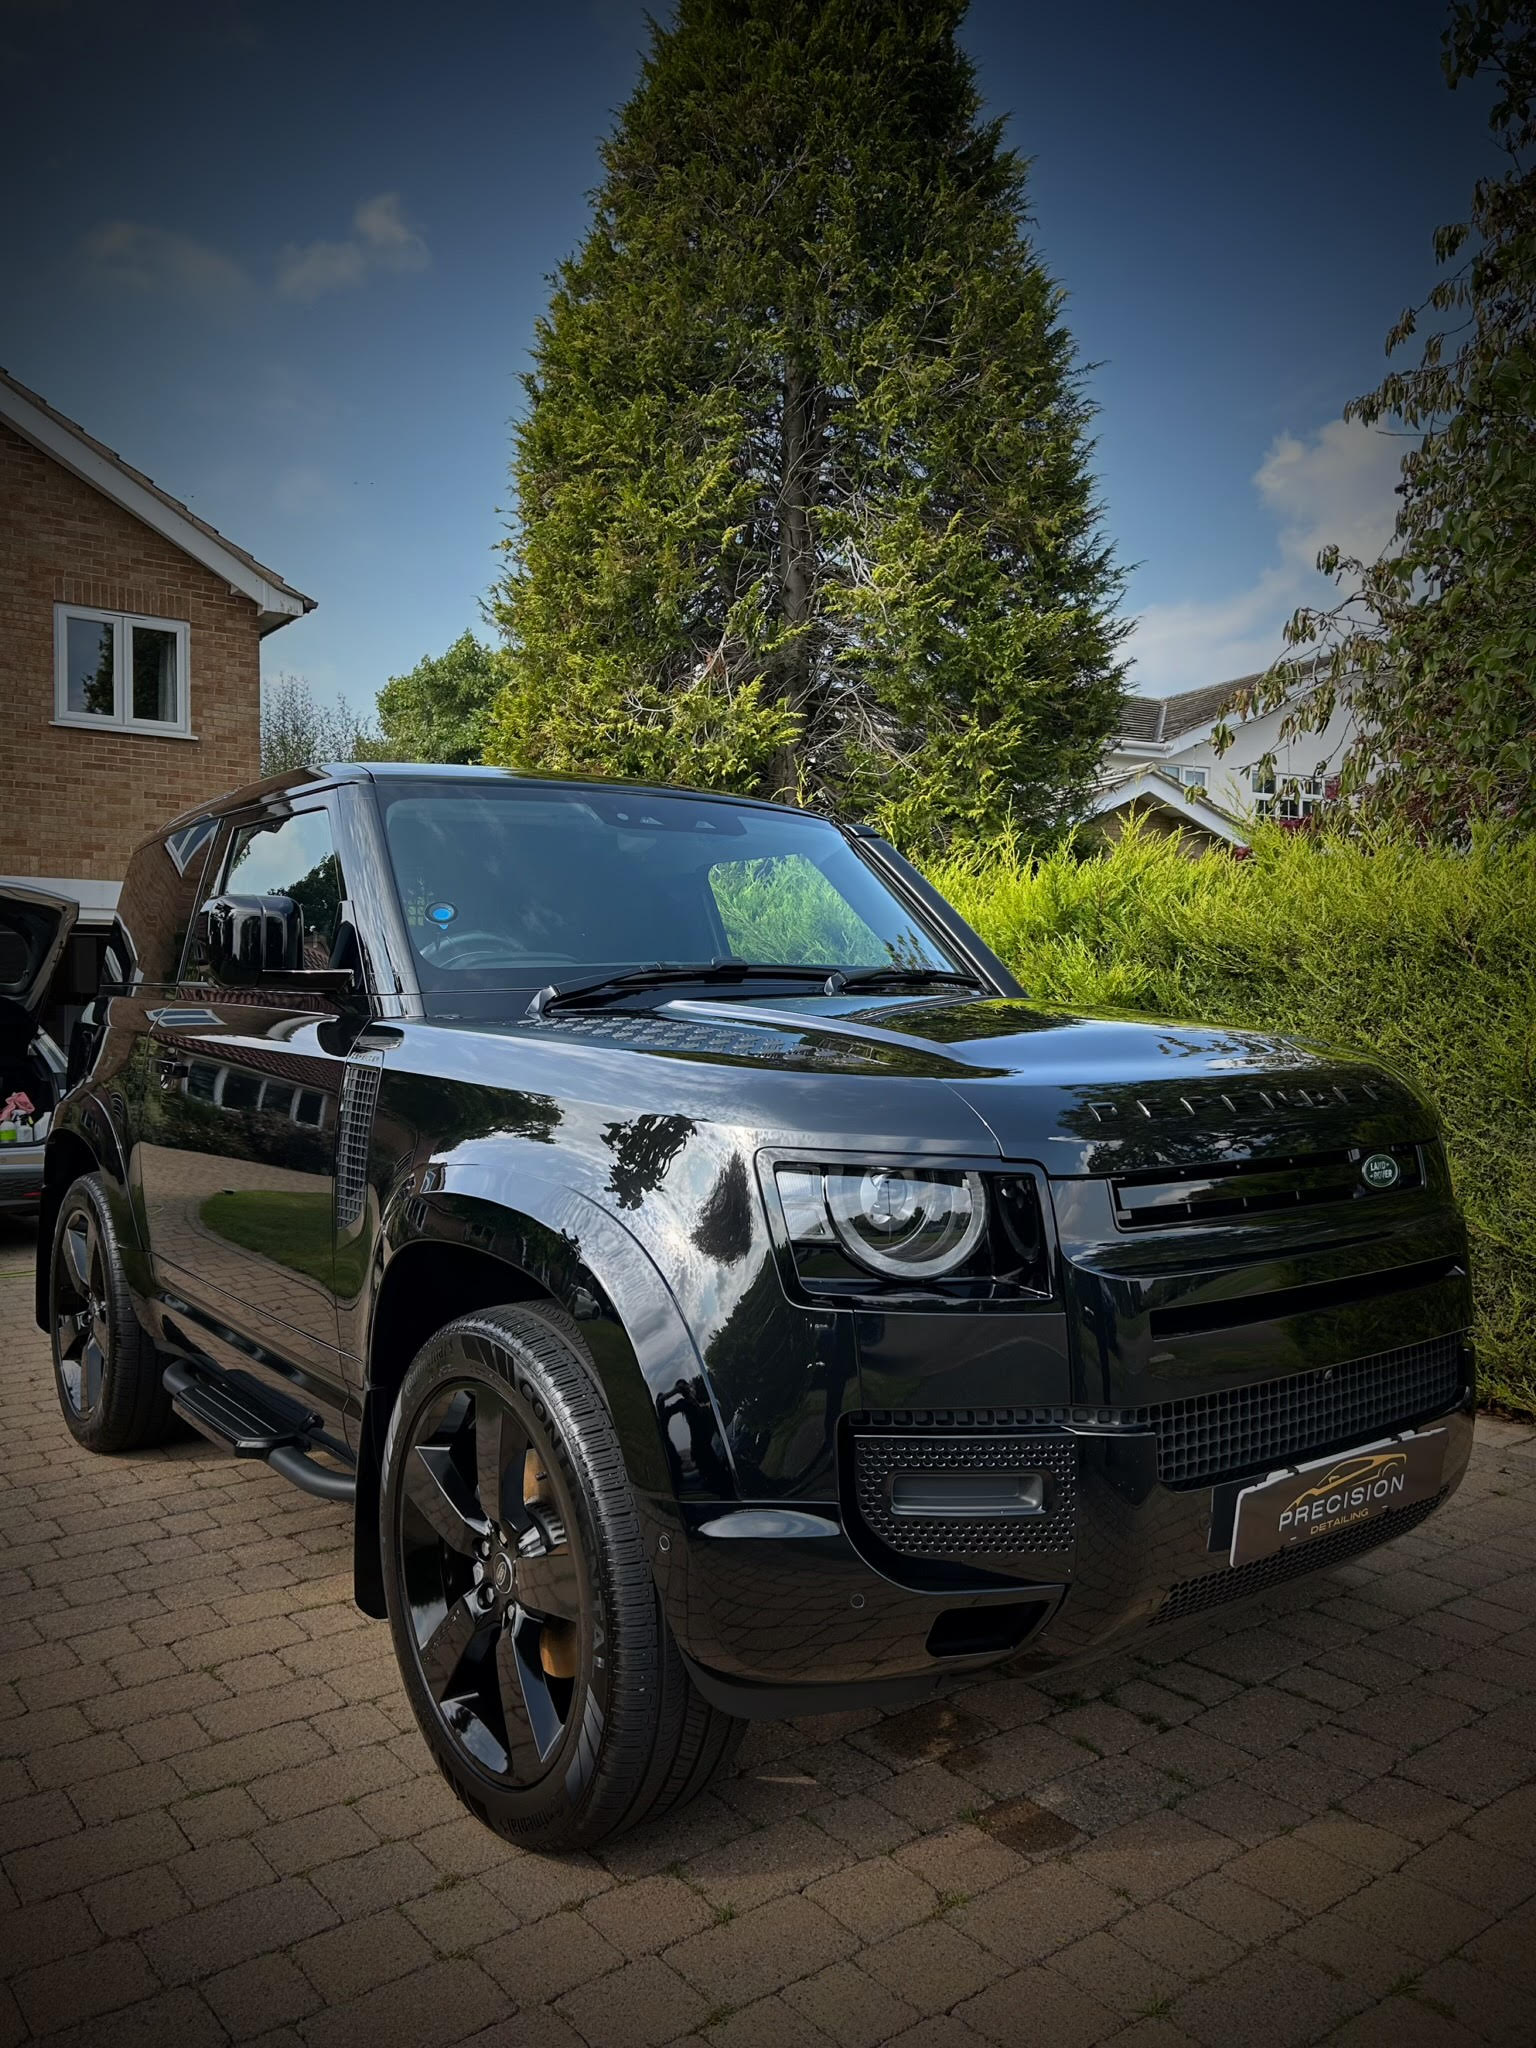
left=1088, top=766, right=1253, bottom=850
left=0, top=367, right=316, bottom=635
left=1116, top=675, right=1260, bottom=747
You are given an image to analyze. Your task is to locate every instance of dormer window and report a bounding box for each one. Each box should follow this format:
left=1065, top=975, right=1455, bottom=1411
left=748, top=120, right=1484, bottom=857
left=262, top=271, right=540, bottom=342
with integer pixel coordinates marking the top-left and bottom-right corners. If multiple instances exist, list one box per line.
left=54, top=605, right=191, bottom=737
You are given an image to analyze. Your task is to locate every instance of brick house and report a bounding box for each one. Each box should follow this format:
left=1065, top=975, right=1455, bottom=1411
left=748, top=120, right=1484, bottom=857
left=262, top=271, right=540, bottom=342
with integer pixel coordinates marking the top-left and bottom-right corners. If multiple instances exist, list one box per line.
left=0, top=368, right=314, bottom=915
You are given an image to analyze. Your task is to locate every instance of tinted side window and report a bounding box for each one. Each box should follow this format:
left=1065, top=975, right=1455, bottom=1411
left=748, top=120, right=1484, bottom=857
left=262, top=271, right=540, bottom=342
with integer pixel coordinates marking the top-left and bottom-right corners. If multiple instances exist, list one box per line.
left=111, top=820, right=217, bottom=987
left=224, top=809, right=346, bottom=971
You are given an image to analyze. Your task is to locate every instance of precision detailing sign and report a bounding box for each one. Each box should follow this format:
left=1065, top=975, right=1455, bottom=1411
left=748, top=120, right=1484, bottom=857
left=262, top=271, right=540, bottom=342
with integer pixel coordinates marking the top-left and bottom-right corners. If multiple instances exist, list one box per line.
left=1229, top=1431, right=1446, bottom=1566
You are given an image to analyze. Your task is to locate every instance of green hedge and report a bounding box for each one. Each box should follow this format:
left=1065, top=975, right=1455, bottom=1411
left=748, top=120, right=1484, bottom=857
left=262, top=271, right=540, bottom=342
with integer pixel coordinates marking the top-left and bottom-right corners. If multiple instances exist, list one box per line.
left=926, top=825, right=1536, bottom=1418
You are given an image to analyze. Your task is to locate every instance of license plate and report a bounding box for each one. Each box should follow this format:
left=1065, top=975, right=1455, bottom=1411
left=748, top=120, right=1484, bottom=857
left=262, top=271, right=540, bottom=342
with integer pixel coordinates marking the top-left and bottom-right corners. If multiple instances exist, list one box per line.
left=1229, top=1430, right=1447, bottom=1567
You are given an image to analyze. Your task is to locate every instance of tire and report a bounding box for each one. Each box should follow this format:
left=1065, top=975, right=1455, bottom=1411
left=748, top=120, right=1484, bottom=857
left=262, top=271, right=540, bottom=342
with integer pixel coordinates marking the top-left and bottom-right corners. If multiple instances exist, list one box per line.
left=48, top=1173, right=173, bottom=1453
left=380, top=1302, right=743, bottom=1850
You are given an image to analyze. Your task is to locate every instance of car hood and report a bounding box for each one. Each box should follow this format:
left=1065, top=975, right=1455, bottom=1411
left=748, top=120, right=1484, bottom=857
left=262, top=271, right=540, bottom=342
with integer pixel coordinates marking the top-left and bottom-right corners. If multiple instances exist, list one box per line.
left=648, top=992, right=1435, bottom=1171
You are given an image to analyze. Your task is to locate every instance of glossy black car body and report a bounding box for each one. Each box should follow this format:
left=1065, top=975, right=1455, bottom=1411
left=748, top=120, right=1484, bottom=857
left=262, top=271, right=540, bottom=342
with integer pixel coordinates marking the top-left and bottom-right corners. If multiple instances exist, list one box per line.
left=37, top=764, right=1476, bottom=1719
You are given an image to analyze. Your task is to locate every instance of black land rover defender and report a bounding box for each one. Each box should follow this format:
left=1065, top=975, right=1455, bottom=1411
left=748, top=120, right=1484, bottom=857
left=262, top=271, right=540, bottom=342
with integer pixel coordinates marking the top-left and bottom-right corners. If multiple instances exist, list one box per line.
left=33, top=766, right=1475, bottom=1848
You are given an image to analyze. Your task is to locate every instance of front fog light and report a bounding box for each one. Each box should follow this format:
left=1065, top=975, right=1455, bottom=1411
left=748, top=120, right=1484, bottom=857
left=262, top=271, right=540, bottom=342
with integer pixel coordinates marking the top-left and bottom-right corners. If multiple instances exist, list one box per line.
left=777, top=1164, right=987, bottom=1279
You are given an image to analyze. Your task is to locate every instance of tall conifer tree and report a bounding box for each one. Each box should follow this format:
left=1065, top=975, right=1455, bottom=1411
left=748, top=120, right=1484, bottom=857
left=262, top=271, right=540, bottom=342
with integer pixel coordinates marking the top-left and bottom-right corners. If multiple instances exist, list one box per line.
left=489, top=0, right=1124, bottom=847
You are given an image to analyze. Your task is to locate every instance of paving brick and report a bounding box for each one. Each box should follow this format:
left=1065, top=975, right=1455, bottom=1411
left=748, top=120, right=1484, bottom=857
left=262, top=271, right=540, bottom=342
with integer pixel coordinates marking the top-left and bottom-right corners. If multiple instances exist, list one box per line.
left=782, top=1958, right=920, bottom=2047
left=307, top=1838, right=440, bottom=1919
left=683, top=1814, right=850, bottom=1912
left=291, top=1905, right=434, bottom=2000
left=952, top=1864, right=1123, bottom=1964
left=0, top=1889, right=100, bottom=1974
left=21, top=1986, right=227, bottom=2048
left=11, top=1936, right=161, bottom=2036
left=556, top=1955, right=708, bottom=2048
left=956, top=1962, right=1121, bottom=2046
left=202, top=1954, right=322, bottom=2041
left=402, top=1876, right=513, bottom=1957
left=859, top=1918, right=1005, bottom=2015
left=664, top=1891, right=858, bottom=2006
left=581, top=1871, right=716, bottom=1957
left=139, top=1876, right=338, bottom=1984
left=6, top=1808, right=188, bottom=1903
left=169, top=1783, right=266, bottom=1847
left=1171, top=1946, right=1367, bottom=2048
left=478, top=1909, right=624, bottom=2003
left=85, top=1858, right=188, bottom=1936
left=1068, top=1811, right=1232, bottom=1901
left=298, top=1958, right=508, bottom=2048
left=805, top=1855, right=938, bottom=1942
left=1332, top=1869, right=1495, bottom=1960
left=171, top=1835, right=275, bottom=1908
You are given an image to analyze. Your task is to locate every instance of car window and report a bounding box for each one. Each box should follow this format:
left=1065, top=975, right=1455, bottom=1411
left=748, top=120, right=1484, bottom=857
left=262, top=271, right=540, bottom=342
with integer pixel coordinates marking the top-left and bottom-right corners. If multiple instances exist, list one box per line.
left=708, top=853, right=892, bottom=966
left=221, top=809, right=346, bottom=971
left=110, top=820, right=217, bottom=987
left=378, top=783, right=958, bottom=988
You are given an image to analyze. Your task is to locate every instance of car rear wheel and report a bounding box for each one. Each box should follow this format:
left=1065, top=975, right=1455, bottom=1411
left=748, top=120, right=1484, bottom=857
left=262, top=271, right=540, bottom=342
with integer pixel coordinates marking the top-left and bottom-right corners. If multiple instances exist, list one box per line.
left=380, top=1302, right=742, bottom=1849
left=49, top=1173, right=173, bottom=1452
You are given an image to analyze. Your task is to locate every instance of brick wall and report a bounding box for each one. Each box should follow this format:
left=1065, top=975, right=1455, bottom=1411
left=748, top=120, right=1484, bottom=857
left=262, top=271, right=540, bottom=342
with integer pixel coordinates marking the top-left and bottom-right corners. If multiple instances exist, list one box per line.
left=0, top=417, right=264, bottom=884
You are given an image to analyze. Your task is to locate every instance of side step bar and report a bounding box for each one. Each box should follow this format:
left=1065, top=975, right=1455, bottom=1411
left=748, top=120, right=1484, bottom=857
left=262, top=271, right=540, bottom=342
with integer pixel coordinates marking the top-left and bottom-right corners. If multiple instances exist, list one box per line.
left=163, top=1361, right=356, bottom=1504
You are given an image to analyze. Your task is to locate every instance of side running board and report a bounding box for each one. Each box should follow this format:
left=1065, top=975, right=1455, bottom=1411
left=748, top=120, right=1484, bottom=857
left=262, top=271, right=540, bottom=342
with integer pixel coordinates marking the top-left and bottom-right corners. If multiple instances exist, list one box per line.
left=162, top=1361, right=356, bottom=1504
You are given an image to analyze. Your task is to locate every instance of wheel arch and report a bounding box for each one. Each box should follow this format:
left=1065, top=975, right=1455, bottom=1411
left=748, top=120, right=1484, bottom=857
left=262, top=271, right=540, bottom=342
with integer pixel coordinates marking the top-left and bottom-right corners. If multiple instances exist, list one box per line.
left=352, top=1190, right=706, bottom=1617
left=35, top=1129, right=100, bottom=1330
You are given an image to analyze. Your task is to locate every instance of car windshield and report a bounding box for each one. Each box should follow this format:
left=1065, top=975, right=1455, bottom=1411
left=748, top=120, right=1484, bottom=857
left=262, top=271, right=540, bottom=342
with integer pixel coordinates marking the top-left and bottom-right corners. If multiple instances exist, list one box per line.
left=377, top=780, right=961, bottom=991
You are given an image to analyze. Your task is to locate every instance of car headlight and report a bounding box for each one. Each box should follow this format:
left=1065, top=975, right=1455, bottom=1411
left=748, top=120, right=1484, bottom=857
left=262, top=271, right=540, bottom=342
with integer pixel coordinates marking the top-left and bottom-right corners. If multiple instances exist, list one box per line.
left=776, top=1165, right=988, bottom=1280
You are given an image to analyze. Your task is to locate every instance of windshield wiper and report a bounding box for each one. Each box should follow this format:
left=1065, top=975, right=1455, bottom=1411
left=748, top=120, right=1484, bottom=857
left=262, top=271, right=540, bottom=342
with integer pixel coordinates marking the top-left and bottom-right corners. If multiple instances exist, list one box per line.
left=526, top=960, right=837, bottom=1018
left=824, top=966, right=987, bottom=995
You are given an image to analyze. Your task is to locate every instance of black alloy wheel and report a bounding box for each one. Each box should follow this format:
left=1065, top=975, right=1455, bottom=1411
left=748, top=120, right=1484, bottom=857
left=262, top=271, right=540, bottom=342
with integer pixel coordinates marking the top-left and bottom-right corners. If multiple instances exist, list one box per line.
left=381, top=1304, right=742, bottom=1849
left=397, top=1378, right=593, bottom=1784
left=54, top=1200, right=110, bottom=1421
left=48, top=1173, right=173, bottom=1452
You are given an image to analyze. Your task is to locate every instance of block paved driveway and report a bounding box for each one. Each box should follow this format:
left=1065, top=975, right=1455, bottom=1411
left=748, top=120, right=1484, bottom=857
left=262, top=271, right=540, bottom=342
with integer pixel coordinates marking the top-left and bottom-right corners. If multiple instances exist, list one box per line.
left=3, top=1220, right=1535, bottom=2048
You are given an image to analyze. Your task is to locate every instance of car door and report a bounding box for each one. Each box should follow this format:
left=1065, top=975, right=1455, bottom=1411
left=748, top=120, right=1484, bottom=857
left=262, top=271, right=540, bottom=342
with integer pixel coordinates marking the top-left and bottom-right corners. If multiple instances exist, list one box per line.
left=134, top=798, right=356, bottom=1430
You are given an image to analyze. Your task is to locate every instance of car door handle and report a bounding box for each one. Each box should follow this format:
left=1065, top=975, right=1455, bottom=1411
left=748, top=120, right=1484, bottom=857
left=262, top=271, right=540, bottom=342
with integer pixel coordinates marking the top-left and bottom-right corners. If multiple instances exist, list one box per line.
left=155, top=1057, right=190, bottom=1088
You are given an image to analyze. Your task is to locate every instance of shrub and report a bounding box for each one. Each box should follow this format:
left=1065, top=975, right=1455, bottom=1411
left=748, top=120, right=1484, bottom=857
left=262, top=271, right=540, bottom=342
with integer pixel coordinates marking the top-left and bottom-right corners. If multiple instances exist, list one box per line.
left=927, top=824, right=1536, bottom=1418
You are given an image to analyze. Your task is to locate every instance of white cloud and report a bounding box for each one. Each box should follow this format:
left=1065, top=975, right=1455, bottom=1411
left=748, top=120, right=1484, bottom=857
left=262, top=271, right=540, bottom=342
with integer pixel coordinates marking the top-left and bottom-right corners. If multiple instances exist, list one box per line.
left=76, top=220, right=252, bottom=305
left=1127, top=417, right=1406, bottom=692
left=276, top=193, right=430, bottom=301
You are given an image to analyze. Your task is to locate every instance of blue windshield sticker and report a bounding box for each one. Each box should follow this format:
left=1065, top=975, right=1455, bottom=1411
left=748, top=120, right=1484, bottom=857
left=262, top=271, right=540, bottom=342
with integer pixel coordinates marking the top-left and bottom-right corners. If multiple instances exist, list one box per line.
left=427, top=902, right=457, bottom=925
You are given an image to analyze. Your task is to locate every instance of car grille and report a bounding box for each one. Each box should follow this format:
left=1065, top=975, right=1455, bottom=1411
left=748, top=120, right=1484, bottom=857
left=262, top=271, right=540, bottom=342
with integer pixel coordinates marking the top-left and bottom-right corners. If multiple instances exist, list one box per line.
left=850, top=1430, right=1076, bottom=1565
left=1111, top=1144, right=1423, bottom=1229
left=1134, top=1332, right=1466, bottom=1487
left=1152, top=1490, right=1447, bottom=1624
left=851, top=1332, right=1467, bottom=1494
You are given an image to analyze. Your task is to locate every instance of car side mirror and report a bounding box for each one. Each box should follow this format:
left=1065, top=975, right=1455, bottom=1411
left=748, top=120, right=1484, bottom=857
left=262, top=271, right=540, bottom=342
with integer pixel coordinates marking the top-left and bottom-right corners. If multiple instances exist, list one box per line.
left=202, top=894, right=301, bottom=985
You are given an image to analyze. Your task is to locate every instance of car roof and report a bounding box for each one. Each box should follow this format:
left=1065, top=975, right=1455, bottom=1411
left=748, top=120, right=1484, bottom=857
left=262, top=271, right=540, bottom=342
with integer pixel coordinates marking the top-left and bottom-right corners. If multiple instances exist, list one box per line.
left=158, top=761, right=824, bottom=833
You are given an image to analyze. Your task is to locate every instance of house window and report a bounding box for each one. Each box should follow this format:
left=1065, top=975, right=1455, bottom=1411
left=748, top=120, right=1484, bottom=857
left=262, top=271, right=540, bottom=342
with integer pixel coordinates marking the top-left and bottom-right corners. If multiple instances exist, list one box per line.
left=1170, top=765, right=1209, bottom=790
left=54, top=605, right=190, bottom=736
left=1251, top=768, right=1328, bottom=820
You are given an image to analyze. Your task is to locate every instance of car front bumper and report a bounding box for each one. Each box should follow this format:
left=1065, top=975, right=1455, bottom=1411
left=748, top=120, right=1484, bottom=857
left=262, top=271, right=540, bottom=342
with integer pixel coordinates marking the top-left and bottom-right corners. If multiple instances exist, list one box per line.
left=661, top=1393, right=1476, bottom=1716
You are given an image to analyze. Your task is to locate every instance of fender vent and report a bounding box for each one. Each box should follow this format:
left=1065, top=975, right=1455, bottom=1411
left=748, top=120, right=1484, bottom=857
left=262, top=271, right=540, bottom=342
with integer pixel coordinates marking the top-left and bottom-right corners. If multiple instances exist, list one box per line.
left=335, top=1052, right=383, bottom=1232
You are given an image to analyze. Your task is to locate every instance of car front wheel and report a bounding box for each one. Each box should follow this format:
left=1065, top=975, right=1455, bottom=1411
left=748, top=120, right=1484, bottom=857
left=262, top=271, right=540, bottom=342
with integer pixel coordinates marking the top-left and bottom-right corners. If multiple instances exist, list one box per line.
left=380, top=1302, right=741, bottom=1849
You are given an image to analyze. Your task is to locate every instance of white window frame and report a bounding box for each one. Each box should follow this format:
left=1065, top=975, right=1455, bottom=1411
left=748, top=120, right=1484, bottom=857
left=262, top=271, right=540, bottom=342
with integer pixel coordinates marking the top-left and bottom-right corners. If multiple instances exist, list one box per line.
left=1251, top=767, right=1329, bottom=820
left=53, top=603, right=193, bottom=738
left=1170, top=764, right=1209, bottom=790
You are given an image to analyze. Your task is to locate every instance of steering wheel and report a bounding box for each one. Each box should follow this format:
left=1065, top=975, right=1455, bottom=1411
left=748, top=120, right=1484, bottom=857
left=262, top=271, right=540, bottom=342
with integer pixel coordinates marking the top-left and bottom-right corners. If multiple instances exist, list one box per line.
left=417, top=928, right=578, bottom=971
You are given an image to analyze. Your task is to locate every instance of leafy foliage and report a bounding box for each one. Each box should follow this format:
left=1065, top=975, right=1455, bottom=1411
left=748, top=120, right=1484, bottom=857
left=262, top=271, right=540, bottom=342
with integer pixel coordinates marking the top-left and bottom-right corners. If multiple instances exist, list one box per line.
left=1224, top=0, right=1536, bottom=834
left=487, top=0, right=1125, bottom=851
left=375, top=632, right=507, bottom=764
left=260, top=674, right=379, bottom=776
left=931, top=823, right=1536, bottom=1416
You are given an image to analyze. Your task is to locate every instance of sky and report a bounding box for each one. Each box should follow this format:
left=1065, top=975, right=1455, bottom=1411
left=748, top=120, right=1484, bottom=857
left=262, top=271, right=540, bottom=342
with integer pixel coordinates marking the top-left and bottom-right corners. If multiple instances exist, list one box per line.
left=0, top=0, right=1500, bottom=711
